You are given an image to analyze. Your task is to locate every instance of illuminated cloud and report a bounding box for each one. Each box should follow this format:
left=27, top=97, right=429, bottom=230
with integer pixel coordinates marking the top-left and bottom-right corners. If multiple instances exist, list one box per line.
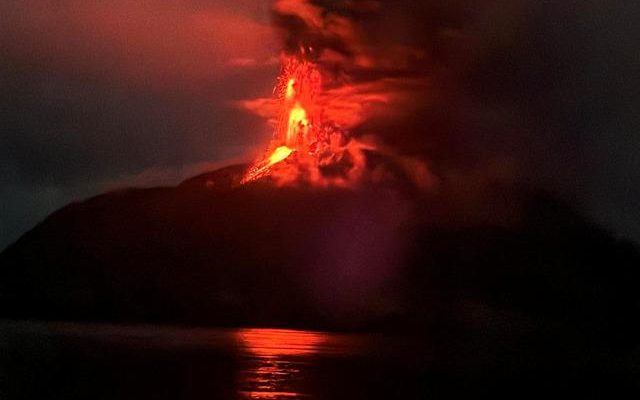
left=0, top=0, right=278, bottom=88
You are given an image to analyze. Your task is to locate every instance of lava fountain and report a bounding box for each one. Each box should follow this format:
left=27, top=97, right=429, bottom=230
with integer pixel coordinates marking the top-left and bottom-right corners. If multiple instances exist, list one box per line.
left=241, top=51, right=372, bottom=187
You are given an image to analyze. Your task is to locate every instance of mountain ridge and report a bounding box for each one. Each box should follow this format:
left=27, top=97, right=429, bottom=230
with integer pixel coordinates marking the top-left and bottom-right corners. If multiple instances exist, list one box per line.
left=1, top=164, right=638, bottom=340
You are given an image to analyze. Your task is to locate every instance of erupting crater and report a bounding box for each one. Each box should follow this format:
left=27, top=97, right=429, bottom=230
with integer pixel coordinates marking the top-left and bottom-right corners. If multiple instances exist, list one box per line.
left=242, top=52, right=372, bottom=187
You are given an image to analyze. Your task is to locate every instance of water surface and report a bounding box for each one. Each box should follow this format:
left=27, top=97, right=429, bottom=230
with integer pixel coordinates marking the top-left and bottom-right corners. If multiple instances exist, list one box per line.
left=0, top=322, right=429, bottom=399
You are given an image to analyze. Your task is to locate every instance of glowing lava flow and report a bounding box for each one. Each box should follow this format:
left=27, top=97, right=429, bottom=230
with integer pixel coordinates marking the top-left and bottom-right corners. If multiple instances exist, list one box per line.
left=241, top=55, right=369, bottom=186
left=268, top=146, right=295, bottom=166
left=286, top=103, right=309, bottom=147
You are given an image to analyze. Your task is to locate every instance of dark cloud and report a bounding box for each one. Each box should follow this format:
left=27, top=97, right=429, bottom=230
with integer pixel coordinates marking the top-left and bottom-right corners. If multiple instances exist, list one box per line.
left=260, top=0, right=640, bottom=240
left=0, top=0, right=278, bottom=249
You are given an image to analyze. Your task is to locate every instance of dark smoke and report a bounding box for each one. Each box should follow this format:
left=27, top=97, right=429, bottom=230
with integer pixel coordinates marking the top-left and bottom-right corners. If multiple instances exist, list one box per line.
left=269, top=0, right=640, bottom=239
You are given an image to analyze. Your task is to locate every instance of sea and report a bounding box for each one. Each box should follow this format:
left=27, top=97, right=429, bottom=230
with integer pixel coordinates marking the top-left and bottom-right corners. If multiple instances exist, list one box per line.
left=0, top=321, right=433, bottom=399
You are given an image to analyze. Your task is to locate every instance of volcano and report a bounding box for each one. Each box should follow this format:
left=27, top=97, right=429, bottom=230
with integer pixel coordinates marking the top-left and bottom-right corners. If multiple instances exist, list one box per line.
left=240, top=53, right=392, bottom=188
left=1, top=162, right=638, bottom=335
left=2, top=161, right=640, bottom=395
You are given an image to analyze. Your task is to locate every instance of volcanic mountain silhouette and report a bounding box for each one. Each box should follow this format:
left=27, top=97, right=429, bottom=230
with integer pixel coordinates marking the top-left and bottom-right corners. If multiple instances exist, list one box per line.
left=1, top=162, right=639, bottom=338
left=2, top=162, right=640, bottom=392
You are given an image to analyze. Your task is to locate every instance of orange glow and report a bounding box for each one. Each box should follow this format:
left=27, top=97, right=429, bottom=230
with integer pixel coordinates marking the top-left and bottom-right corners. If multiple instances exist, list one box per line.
left=242, top=54, right=374, bottom=187
left=236, top=328, right=327, bottom=399
left=285, top=78, right=296, bottom=99
left=285, top=103, right=309, bottom=146
left=237, top=328, right=326, bottom=357
left=268, top=146, right=294, bottom=166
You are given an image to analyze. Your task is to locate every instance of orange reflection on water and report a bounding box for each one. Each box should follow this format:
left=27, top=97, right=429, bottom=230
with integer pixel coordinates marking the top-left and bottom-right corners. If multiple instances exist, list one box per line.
left=238, top=328, right=326, bottom=357
left=236, top=328, right=327, bottom=399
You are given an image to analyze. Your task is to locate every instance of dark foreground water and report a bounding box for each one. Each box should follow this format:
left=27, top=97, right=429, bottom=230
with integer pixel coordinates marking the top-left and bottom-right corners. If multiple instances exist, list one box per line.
left=3, top=320, right=634, bottom=398
left=0, top=322, right=431, bottom=399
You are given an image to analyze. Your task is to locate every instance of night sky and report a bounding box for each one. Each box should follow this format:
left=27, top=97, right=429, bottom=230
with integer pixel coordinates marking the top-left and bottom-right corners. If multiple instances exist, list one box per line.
left=1, top=0, right=639, bottom=250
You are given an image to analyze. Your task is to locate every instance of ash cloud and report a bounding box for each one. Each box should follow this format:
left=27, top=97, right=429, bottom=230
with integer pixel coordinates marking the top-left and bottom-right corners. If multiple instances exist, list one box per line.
left=256, top=0, right=640, bottom=239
